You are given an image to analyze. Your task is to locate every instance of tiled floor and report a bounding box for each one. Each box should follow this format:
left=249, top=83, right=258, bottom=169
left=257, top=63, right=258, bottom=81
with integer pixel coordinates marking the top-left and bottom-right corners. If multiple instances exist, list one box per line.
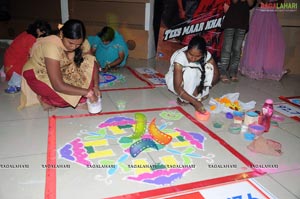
left=0, top=57, right=300, bottom=199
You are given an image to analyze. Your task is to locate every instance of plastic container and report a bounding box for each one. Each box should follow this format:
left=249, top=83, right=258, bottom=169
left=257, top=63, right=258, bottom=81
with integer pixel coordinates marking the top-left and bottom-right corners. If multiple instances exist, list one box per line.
left=213, top=120, right=224, bottom=128
left=248, top=123, right=265, bottom=136
left=225, top=112, right=234, bottom=119
left=87, top=96, right=102, bottom=114
left=233, top=111, right=244, bottom=117
left=244, top=132, right=255, bottom=141
left=260, top=99, right=274, bottom=132
left=241, top=124, right=248, bottom=133
left=116, top=100, right=126, bottom=111
left=195, top=111, right=210, bottom=121
left=244, top=111, right=258, bottom=126
left=233, top=116, right=243, bottom=124
left=271, top=114, right=285, bottom=122
left=229, top=123, right=241, bottom=134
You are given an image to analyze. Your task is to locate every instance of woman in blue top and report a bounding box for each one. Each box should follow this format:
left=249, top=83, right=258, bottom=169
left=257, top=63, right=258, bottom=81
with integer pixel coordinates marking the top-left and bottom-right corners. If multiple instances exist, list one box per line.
left=88, top=26, right=128, bottom=72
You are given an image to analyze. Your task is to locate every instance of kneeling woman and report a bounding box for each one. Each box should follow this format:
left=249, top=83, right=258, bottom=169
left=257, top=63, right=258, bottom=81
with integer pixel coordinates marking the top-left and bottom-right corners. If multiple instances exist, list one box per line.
left=19, top=19, right=100, bottom=111
left=165, top=35, right=219, bottom=113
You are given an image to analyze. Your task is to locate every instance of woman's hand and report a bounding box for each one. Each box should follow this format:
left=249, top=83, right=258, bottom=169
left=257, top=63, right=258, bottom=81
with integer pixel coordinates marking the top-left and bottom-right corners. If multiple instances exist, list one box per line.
left=93, top=87, right=101, bottom=98
left=85, top=89, right=97, bottom=103
left=194, top=101, right=206, bottom=113
left=103, top=64, right=110, bottom=73
left=86, top=87, right=101, bottom=104
left=88, top=92, right=98, bottom=103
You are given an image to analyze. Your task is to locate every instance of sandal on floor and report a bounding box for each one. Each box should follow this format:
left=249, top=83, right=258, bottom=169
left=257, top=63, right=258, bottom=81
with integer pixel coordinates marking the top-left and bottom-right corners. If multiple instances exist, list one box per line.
left=5, top=86, right=21, bottom=94
left=231, top=76, right=239, bottom=82
left=220, top=75, right=230, bottom=83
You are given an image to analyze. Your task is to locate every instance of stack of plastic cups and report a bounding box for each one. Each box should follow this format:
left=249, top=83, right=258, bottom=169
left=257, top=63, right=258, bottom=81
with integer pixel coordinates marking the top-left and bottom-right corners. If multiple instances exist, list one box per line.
left=243, top=111, right=259, bottom=141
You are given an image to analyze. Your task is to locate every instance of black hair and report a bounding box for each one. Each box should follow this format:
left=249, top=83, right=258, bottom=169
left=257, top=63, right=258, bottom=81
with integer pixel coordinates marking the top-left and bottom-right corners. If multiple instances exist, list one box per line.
left=97, top=26, right=115, bottom=42
left=187, top=35, right=208, bottom=96
left=61, top=19, right=86, bottom=67
left=26, top=19, right=52, bottom=38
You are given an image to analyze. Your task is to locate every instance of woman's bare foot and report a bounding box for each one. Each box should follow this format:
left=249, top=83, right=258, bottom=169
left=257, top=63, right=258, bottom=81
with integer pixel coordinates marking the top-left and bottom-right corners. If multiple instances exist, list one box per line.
left=220, top=75, right=230, bottom=83
left=37, top=95, right=56, bottom=111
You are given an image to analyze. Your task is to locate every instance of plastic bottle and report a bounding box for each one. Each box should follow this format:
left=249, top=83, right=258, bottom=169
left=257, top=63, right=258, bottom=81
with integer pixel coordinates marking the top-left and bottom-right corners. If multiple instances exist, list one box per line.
left=260, top=99, right=274, bottom=132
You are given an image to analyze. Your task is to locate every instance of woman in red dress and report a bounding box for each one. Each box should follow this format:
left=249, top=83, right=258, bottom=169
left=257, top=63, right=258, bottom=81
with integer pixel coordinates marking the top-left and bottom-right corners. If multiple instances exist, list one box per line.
left=4, top=19, right=51, bottom=93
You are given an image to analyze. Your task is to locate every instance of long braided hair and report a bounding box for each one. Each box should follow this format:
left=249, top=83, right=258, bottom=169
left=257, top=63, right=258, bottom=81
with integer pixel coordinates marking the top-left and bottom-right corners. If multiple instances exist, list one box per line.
left=187, top=35, right=207, bottom=95
left=61, top=19, right=86, bottom=67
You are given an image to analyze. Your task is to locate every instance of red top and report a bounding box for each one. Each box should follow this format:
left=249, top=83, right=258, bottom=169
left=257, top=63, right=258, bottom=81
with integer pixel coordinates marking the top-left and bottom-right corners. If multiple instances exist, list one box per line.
left=4, top=31, right=36, bottom=81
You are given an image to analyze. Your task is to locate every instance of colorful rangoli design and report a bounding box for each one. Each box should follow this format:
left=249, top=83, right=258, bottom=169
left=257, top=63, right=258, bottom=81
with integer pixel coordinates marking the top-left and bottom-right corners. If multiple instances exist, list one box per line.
left=99, top=72, right=125, bottom=88
left=135, top=67, right=166, bottom=85
left=57, top=110, right=215, bottom=186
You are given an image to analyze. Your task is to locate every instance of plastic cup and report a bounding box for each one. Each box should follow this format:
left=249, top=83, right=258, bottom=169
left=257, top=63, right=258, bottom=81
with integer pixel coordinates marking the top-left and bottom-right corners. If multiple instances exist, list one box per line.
left=87, top=96, right=102, bottom=114
left=248, top=123, right=265, bottom=136
left=233, top=116, right=243, bottom=124
left=213, top=120, right=224, bottom=128
left=195, top=111, right=210, bottom=121
left=229, top=123, right=242, bottom=134
left=244, top=111, right=259, bottom=126
left=244, top=132, right=255, bottom=141
left=116, top=100, right=126, bottom=111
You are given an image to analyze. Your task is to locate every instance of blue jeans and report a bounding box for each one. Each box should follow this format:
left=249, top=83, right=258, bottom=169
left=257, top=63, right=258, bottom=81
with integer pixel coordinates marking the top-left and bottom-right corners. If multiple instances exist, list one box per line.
left=219, top=28, right=246, bottom=77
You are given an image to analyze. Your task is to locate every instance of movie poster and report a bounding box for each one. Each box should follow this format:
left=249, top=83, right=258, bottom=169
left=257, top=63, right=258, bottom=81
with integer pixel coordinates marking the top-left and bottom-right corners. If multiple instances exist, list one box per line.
left=156, top=0, right=229, bottom=62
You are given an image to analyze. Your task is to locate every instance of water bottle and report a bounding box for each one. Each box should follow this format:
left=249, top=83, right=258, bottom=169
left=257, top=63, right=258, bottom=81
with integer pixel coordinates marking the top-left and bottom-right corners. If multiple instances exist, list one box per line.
left=260, top=99, right=274, bottom=132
